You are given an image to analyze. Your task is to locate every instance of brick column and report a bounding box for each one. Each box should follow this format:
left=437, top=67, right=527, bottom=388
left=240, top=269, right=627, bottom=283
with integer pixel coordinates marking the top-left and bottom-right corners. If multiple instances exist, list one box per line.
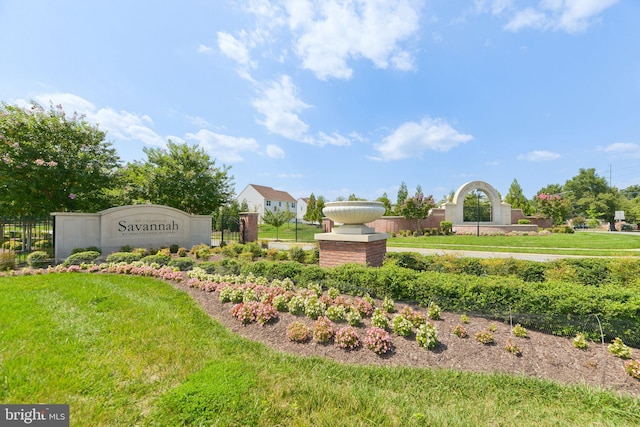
left=315, top=232, right=388, bottom=268
left=239, top=212, right=259, bottom=243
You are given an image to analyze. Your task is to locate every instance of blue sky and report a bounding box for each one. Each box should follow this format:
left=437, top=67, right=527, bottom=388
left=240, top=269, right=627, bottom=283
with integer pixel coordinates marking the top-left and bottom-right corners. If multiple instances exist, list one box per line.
left=2, top=0, right=639, bottom=203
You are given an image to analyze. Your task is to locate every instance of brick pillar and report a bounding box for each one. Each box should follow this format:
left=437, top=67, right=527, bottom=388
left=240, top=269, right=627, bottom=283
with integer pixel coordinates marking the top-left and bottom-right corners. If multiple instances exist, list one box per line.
left=322, top=217, right=334, bottom=233
left=239, top=212, right=259, bottom=243
left=315, top=233, right=388, bottom=268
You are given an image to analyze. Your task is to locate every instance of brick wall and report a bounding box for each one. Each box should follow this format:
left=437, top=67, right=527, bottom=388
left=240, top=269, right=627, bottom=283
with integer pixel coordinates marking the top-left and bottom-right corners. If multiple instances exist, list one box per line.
left=318, top=239, right=387, bottom=267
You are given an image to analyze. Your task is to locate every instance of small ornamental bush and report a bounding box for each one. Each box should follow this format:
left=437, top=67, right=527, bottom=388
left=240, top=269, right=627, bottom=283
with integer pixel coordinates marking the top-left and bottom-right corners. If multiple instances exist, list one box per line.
left=168, top=257, right=195, bottom=271
left=371, top=308, right=389, bottom=329
left=475, top=330, right=495, bottom=345
left=177, top=247, right=188, bottom=257
left=287, top=321, right=311, bottom=343
left=243, top=288, right=259, bottom=303
left=400, top=306, right=427, bottom=327
left=219, top=286, right=234, bottom=303
left=608, top=337, right=632, bottom=359
left=573, top=333, right=589, bottom=350
left=230, top=303, right=254, bottom=325
left=416, top=322, right=438, bottom=350
left=62, top=251, right=100, bottom=267
left=0, top=251, right=16, bottom=271
left=335, top=326, right=361, bottom=350
left=27, top=251, right=49, bottom=268
left=106, top=252, right=142, bottom=264
left=140, top=253, right=171, bottom=266
left=624, top=359, right=640, bottom=380
left=346, top=308, right=362, bottom=327
left=230, top=288, right=245, bottom=303
left=460, top=314, right=469, bottom=324
left=326, top=305, right=347, bottom=322
left=382, top=296, right=395, bottom=313
left=304, top=295, right=326, bottom=320
left=392, top=314, right=414, bottom=337
left=452, top=325, right=468, bottom=338
left=328, top=287, right=341, bottom=299
left=363, top=294, right=375, bottom=307
left=364, top=327, right=393, bottom=355
left=307, top=282, right=323, bottom=297
left=512, top=324, right=528, bottom=338
left=427, top=302, right=442, bottom=320
left=312, top=316, right=335, bottom=344
left=505, top=339, right=522, bottom=356
left=288, top=295, right=306, bottom=315
left=489, top=324, right=498, bottom=332
left=352, top=297, right=374, bottom=317
left=253, top=302, right=278, bottom=325
left=272, top=294, right=289, bottom=312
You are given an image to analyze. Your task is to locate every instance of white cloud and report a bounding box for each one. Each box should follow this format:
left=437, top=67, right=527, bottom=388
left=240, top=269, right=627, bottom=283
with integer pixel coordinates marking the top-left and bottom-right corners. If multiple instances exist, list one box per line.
left=197, top=44, right=213, bottom=54
left=217, top=31, right=254, bottom=67
left=504, top=0, right=619, bottom=33
left=602, top=142, right=640, bottom=157
left=316, top=131, right=351, bottom=147
left=371, top=117, right=473, bottom=161
left=282, top=0, right=421, bottom=80
left=185, top=129, right=259, bottom=163
left=185, top=115, right=211, bottom=128
left=251, top=75, right=311, bottom=141
left=27, top=92, right=166, bottom=147
left=266, top=144, right=286, bottom=158
left=517, top=150, right=561, bottom=161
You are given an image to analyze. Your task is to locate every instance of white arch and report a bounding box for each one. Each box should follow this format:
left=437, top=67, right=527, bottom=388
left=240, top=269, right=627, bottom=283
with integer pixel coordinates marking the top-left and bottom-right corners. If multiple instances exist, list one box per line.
left=444, top=181, right=511, bottom=224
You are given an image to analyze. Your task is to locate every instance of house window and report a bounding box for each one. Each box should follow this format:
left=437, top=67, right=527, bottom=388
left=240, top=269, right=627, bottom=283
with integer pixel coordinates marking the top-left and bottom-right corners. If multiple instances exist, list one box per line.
left=279, top=201, right=282, bottom=207
left=291, top=203, right=296, bottom=209
left=266, top=200, right=271, bottom=207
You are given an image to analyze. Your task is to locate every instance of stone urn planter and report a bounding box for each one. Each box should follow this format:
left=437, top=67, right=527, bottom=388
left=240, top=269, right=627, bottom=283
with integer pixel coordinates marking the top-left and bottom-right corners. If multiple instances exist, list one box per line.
left=322, top=201, right=386, bottom=234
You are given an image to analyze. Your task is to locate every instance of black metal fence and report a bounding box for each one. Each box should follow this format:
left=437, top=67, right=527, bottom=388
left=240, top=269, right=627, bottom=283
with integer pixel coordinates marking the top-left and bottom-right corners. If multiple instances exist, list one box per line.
left=211, top=213, right=241, bottom=246
left=0, top=217, right=54, bottom=265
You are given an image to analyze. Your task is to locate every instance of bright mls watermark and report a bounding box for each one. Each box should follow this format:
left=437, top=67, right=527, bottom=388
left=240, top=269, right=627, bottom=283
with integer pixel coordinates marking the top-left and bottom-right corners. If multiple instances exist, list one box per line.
left=1, top=405, right=69, bottom=426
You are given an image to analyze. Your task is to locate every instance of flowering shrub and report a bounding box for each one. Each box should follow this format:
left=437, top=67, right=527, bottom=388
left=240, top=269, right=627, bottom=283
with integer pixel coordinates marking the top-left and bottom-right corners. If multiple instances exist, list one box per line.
left=460, top=314, right=469, bottom=324
left=335, top=326, right=361, bottom=350
left=608, top=337, right=632, bottom=359
left=304, top=295, right=326, bottom=320
left=452, top=325, right=468, bottom=338
left=399, top=306, right=427, bottom=327
left=427, top=302, right=442, bottom=320
left=243, top=288, right=258, bottom=303
left=253, top=302, right=278, bottom=325
left=489, top=324, right=498, bottom=332
left=392, top=314, right=413, bottom=337
left=352, top=297, right=374, bottom=317
left=230, top=288, right=245, bottom=303
left=475, top=330, right=494, bottom=345
left=505, top=339, right=522, bottom=356
left=346, top=308, right=362, bottom=327
left=624, top=359, right=640, bottom=380
left=219, top=285, right=234, bottom=303
left=416, top=322, right=438, bottom=350
left=328, top=287, right=340, bottom=299
left=272, top=294, right=289, bottom=312
left=573, top=333, right=589, bottom=350
left=382, top=296, right=395, bottom=313
left=312, top=316, right=334, bottom=344
left=512, top=324, right=528, bottom=338
left=230, top=302, right=278, bottom=326
left=371, top=308, right=389, bottom=329
left=364, top=327, right=393, bottom=355
left=333, top=295, right=352, bottom=308
left=326, top=305, right=346, bottom=322
left=230, top=303, right=254, bottom=325
left=287, top=321, right=311, bottom=343
left=288, top=295, right=306, bottom=315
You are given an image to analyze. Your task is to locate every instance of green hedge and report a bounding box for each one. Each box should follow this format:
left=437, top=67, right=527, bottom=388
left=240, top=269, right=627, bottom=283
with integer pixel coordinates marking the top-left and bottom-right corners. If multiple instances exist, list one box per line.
left=62, top=251, right=100, bottom=267
left=140, top=254, right=171, bottom=266
left=168, top=257, right=195, bottom=271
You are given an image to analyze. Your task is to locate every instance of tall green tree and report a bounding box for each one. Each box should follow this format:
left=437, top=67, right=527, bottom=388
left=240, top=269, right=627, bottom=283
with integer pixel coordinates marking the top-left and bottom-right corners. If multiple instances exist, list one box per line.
left=376, top=192, right=393, bottom=215
left=563, top=168, right=620, bottom=230
left=262, top=208, right=293, bottom=241
left=118, top=141, right=234, bottom=215
left=0, top=102, right=120, bottom=216
left=395, top=182, right=409, bottom=215
left=505, top=179, right=532, bottom=215
left=304, top=194, right=318, bottom=223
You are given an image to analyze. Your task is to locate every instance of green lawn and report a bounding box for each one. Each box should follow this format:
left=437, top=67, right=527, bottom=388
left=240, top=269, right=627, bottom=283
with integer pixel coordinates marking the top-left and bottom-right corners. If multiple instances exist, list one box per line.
left=1, top=273, right=638, bottom=426
left=258, top=221, right=323, bottom=242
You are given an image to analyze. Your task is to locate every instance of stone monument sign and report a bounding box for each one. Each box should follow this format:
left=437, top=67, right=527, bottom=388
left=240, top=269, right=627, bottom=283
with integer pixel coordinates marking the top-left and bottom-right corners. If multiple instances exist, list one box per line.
left=52, top=205, right=212, bottom=262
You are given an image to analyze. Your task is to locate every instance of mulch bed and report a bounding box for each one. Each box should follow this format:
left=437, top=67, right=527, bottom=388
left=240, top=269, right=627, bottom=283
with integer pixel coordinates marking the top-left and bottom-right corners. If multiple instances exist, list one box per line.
left=171, top=280, right=640, bottom=398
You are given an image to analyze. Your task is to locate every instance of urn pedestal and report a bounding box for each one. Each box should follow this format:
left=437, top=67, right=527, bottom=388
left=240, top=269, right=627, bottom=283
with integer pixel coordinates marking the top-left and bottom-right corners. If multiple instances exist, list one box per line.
left=314, top=201, right=389, bottom=268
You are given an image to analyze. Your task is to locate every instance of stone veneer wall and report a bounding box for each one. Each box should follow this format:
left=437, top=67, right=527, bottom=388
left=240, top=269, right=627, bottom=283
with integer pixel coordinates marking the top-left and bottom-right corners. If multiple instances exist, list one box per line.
left=318, top=239, right=387, bottom=268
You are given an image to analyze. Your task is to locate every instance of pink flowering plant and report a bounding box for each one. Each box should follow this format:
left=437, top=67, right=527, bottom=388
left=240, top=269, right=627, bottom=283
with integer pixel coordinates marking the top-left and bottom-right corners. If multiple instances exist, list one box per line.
left=312, top=316, right=335, bottom=344
left=364, top=327, right=393, bottom=355
left=475, top=330, right=495, bottom=345
left=335, top=326, right=361, bottom=350
left=287, top=321, right=311, bottom=343
left=624, top=359, right=640, bottom=380
left=352, top=297, right=374, bottom=317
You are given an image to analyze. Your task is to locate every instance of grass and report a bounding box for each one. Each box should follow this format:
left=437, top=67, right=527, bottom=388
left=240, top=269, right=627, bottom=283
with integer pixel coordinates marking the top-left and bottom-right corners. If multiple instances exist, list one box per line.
left=258, top=222, right=323, bottom=242
left=387, top=231, right=640, bottom=257
left=1, top=273, right=639, bottom=426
